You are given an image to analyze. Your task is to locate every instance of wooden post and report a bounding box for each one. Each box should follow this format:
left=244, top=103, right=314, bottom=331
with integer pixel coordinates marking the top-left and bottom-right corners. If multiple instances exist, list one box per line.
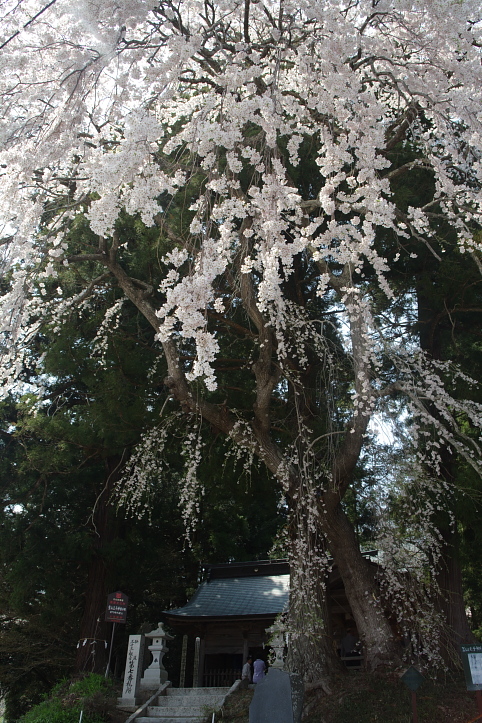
left=243, top=633, right=249, bottom=664
left=198, top=637, right=205, bottom=687
left=179, top=634, right=188, bottom=688
left=193, top=636, right=201, bottom=688
left=476, top=690, right=482, bottom=715
left=411, top=691, right=419, bottom=723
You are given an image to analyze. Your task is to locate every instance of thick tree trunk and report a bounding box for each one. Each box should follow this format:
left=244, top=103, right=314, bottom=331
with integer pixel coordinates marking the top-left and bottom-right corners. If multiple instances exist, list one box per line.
left=285, top=495, right=344, bottom=686
left=74, top=459, right=119, bottom=674
left=436, top=526, right=476, bottom=665
left=416, top=272, right=475, bottom=664
left=286, top=562, right=343, bottom=688
left=74, top=554, right=111, bottom=674
left=321, top=501, right=401, bottom=671
left=432, top=457, right=476, bottom=663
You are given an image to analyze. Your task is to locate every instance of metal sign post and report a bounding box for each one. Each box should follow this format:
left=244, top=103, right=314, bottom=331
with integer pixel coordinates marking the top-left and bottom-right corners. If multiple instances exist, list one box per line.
left=400, top=666, right=424, bottom=723
left=105, top=622, right=116, bottom=678
left=477, top=690, right=482, bottom=715
left=104, top=591, right=128, bottom=678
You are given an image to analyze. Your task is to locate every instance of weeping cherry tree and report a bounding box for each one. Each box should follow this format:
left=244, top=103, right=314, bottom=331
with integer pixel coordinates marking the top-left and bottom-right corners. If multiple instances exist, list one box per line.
left=1, top=0, right=482, bottom=683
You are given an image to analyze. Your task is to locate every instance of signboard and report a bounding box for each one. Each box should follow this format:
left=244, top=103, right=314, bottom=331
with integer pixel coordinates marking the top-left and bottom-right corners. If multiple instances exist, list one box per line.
left=105, top=590, right=128, bottom=623
left=461, top=645, right=482, bottom=691
left=400, top=666, right=424, bottom=723
left=400, top=666, right=424, bottom=692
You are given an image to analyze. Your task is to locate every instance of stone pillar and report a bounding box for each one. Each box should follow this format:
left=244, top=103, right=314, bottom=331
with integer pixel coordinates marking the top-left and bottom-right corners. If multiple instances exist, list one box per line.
left=118, top=635, right=145, bottom=707
left=139, top=623, right=174, bottom=690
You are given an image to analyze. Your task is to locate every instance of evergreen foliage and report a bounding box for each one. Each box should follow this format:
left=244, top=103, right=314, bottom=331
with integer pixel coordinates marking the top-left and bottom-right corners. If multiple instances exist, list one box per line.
left=17, top=674, right=116, bottom=723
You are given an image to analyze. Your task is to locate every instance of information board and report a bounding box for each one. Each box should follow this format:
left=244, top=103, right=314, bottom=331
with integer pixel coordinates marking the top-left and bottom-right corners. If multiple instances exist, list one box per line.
left=461, top=644, right=482, bottom=691
left=105, top=590, right=128, bottom=623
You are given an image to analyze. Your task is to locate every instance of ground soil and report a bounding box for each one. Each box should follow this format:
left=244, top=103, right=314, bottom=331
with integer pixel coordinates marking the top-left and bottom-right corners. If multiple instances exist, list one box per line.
left=303, top=670, right=480, bottom=723
left=110, top=671, right=482, bottom=723
left=219, top=671, right=482, bottom=723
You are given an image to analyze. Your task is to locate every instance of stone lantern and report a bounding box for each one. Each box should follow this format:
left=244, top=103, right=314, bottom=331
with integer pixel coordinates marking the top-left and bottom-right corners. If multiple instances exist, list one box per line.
left=140, top=622, right=174, bottom=689
left=266, top=619, right=287, bottom=669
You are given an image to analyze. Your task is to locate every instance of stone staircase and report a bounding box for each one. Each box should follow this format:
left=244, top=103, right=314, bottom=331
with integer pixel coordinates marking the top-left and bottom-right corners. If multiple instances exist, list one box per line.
left=134, top=686, right=232, bottom=723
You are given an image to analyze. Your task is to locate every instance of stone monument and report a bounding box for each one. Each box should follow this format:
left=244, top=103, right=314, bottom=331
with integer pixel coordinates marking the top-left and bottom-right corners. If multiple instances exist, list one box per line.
left=249, top=621, right=303, bottom=723
left=249, top=668, right=303, bottom=723
left=118, top=634, right=145, bottom=707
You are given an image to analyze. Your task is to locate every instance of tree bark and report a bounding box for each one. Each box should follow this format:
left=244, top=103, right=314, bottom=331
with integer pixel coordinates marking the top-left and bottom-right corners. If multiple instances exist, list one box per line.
left=416, top=275, right=476, bottom=664
left=74, top=551, right=111, bottom=674
left=74, top=459, right=120, bottom=674
left=285, top=564, right=342, bottom=689
left=321, top=501, right=401, bottom=670
left=436, top=526, right=476, bottom=665
left=285, top=493, right=344, bottom=686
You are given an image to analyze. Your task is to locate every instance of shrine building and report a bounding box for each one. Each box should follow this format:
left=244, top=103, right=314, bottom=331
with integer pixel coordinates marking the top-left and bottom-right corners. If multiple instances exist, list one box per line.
left=162, top=556, right=372, bottom=686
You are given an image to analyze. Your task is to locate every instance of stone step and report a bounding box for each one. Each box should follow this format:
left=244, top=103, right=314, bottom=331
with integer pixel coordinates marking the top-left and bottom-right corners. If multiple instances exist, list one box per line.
left=135, top=718, right=204, bottom=723
left=147, top=705, right=220, bottom=717
left=155, top=697, right=225, bottom=708
left=165, top=687, right=230, bottom=697
left=130, top=686, right=232, bottom=722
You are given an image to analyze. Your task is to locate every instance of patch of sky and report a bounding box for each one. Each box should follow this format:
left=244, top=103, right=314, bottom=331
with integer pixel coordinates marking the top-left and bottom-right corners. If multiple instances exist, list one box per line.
left=4, top=503, right=24, bottom=514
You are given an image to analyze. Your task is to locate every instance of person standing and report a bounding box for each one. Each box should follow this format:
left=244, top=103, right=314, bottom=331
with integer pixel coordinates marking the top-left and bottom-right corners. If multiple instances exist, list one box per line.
left=241, top=656, right=252, bottom=688
left=341, top=628, right=359, bottom=657
left=253, top=657, right=266, bottom=683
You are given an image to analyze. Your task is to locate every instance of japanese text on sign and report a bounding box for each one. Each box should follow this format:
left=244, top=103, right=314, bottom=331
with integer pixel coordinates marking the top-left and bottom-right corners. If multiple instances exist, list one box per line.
left=461, top=645, right=482, bottom=691
left=105, top=591, right=128, bottom=623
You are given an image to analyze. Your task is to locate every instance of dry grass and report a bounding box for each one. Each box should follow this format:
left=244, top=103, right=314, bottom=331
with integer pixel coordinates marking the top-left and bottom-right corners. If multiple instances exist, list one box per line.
left=304, top=670, right=479, bottom=723
left=213, top=688, right=253, bottom=722
left=214, top=670, right=481, bottom=723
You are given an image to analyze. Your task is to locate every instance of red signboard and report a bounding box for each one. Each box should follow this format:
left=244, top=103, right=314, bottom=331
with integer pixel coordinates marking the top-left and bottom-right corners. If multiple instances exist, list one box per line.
left=105, top=591, right=128, bottom=623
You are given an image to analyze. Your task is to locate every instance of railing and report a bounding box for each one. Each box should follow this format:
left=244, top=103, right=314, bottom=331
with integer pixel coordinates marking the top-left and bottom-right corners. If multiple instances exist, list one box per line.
left=203, top=668, right=242, bottom=687
left=125, top=681, right=171, bottom=723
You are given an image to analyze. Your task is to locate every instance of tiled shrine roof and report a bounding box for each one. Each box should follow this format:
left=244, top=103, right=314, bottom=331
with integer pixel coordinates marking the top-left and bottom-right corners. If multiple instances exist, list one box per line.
left=163, top=554, right=378, bottom=620
left=164, top=560, right=290, bottom=619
